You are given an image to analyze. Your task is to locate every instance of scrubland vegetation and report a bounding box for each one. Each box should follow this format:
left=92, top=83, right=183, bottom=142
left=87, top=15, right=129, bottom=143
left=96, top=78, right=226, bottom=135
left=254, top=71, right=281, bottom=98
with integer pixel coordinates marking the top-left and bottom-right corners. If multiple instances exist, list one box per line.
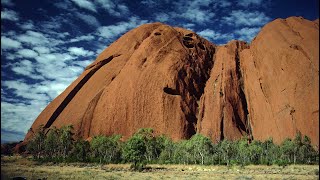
left=1, top=125, right=319, bottom=179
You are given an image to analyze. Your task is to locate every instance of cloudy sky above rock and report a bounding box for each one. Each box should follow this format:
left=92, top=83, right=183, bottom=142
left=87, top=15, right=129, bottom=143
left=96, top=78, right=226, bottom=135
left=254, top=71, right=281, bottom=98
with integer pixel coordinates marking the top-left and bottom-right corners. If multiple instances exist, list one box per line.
left=1, top=0, right=319, bottom=143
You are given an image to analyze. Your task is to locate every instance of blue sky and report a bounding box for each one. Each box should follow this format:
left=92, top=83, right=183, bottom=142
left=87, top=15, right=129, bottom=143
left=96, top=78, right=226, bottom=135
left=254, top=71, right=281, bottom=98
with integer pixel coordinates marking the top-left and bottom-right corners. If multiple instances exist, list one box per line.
left=1, top=0, right=319, bottom=143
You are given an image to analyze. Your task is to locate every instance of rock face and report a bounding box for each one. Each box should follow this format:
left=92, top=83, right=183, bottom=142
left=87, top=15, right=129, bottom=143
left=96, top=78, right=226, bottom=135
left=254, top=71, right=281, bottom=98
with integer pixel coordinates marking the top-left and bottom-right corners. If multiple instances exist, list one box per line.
left=240, top=17, right=319, bottom=145
left=25, top=23, right=216, bottom=141
left=24, top=17, right=319, bottom=146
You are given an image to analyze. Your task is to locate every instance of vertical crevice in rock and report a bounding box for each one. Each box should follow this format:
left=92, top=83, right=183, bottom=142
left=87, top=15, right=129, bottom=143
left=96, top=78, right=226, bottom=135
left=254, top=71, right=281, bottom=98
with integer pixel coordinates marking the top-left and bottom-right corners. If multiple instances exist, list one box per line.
left=176, top=35, right=216, bottom=138
left=220, top=111, right=225, bottom=140
left=235, top=42, right=252, bottom=141
left=219, top=62, right=225, bottom=141
left=44, top=54, right=121, bottom=129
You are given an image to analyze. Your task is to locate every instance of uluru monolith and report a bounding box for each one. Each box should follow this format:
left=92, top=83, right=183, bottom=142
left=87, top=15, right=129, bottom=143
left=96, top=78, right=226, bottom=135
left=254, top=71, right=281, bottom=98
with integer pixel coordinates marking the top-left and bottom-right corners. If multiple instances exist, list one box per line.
left=24, top=16, right=319, bottom=146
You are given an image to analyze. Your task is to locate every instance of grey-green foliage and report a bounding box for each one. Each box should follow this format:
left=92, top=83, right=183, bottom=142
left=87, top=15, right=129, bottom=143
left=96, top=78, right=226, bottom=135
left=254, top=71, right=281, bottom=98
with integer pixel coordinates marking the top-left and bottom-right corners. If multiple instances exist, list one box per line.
left=90, top=135, right=122, bottom=163
left=25, top=126, right=318, bottom=166
left=26, top=125, right=45, bottom=159
left=122, top=132, right=146, bottom=170
left=44, top=126, right=59, bottom=158
left=71, top=139, right=90, bottom=162
left=59, top=125, right=74, bottom=159
left=188, top=134, right=213, bottom=165
left=158, top=135, right=175, bottom=164
left=219, top=139, right=236, bottom=166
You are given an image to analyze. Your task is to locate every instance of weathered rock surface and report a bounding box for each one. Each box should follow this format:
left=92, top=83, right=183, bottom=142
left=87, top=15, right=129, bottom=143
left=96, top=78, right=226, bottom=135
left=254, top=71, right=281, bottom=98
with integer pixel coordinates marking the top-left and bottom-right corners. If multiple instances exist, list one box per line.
left=240, top=17, right=319, bottom=145
left=197, top=40, right=251, bottom=143
left=25, top=23, right=216, bottom=141
left=24, top=16, right=319, bottom=146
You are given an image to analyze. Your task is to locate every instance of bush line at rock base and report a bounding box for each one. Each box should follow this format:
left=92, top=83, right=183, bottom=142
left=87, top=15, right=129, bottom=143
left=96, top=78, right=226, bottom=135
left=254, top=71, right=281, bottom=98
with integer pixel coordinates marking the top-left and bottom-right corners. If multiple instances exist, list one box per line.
left=3, top=125, right=318, bottom=171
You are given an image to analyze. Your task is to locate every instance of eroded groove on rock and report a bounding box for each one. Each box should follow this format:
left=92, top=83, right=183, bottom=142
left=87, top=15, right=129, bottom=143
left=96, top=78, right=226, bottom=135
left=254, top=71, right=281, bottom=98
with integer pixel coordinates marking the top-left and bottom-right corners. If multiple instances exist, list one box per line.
left=174, top=33, right=216, bottom=138
left=235, top=42, right=251, bottom=140
left=44, top=54, right=121, bottom=129
left=220, top=108, right=225, bottom=140
left=77, top=89, right=104, bottom=139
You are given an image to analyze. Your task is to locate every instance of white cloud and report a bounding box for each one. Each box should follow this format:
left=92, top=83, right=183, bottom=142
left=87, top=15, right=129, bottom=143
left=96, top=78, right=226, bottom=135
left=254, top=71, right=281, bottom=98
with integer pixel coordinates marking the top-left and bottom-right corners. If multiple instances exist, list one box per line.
left=1, top=98, right=50, bottom=138
left=70, top=0, right=97, bottom=12
left=35, top=53, right=76, bottom=64
left=198, top=29, right=234, bottom=43
left=1, top=8, right=101, bottom=143
left=155, top=13, right=170, bottom=22
left=17, top=49, right=38, bottom=59
left=182, top=23, right=196, bottom=31
left=72, top=59, right=93, bottom=68
left=171, top=0, right=217, bottom=23
left=11, top=60, right=43, bottom=79
left=17, top=31, right=50, bottom=45
left=41, top=20, right=62, bottom=30
left=1, top=36, right=22, bottom=50
left=146, top=0, right=225, bottom=24
left=19, top=21, right=35, bottom=30
left=76, top=12, right=101, bottom=27
left=1, top=128, right=25, bottom=143
left=222, top=10, right=271, bottom=27
left=95, top=0, right=130, bottom=17
left=68, top=47, right=94, bottom=56
left=54, top=0, right=74, bottom=10
left=33, top=46, right=50, bottom=54
left=117, top=4, right=129, bottom=15
left=180, top=8, right=215, bottom=23
left=1, top=8, right=19, bottom=21
left=237, top=0, right=263, bottom=7
left=97, top=17, right=148, bottom=39
left=69, top=34, right=95, bottom=43
left=235, top=27, right=261, bottom=42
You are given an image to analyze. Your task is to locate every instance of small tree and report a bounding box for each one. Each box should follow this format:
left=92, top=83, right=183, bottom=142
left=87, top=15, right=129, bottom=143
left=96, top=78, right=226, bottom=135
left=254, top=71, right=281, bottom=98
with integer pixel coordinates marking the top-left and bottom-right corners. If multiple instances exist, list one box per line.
left=219, top=139, right=235, bottom=166
left=236, top=138, right=250, bottom=165
left=71, top=139, right=90, bottom=162
left=26, top=125, right=45, bottom=159
left=173, top=140, right=191, bottom=164
left=261, top=138, right=279, bottom=165
left=135, top=128, right=157, bottom=163
left=122, top=132, right=147, bottom=170
left=59, top=125, right=74, bottom=159
left=280, top=138, right=295, bottom=164
left=158, top=135, right=175, bottom=164
left=189, top=134, right=213, bottom=165
left=299, top=135, right=317, bottom=164
left=90, top=135, right=122, bottom=163
left=248, top=140, right=263, bottom=164
left=44, top=127, right=60, bottom=159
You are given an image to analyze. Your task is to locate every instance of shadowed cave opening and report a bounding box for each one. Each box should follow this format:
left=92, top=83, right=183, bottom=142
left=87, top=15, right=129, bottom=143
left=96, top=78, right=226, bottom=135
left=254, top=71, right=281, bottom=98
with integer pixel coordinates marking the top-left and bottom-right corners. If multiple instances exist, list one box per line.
left=197, top=43, right=205, bottom=50
left=183, top=36, right=193, bottom=41
left=163, top=87, right=180, bottom=95
left=183, top=41, right=194, bottom=48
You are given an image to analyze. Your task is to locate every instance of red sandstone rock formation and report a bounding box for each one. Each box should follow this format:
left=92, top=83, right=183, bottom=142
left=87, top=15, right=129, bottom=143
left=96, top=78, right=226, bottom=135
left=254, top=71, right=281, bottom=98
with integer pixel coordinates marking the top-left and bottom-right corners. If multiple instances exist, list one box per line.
left=240, top=17, right=319, bottom=145
left=24, top=16, right=319, bottom=146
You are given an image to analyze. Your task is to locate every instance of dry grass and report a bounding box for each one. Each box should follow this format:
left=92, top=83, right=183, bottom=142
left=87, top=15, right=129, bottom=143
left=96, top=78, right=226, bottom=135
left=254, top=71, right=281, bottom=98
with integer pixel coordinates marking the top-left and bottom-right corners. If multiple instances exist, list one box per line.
left=1, top=155, right=319, bottom=180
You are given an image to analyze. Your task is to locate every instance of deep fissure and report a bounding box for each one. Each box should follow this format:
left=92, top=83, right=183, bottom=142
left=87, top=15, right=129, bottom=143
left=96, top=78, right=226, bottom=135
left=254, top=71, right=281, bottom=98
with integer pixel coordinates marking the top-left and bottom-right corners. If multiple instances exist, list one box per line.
left=177, top=38, right=216, bottom=138
left=235, top=42, right=252, bottom=140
